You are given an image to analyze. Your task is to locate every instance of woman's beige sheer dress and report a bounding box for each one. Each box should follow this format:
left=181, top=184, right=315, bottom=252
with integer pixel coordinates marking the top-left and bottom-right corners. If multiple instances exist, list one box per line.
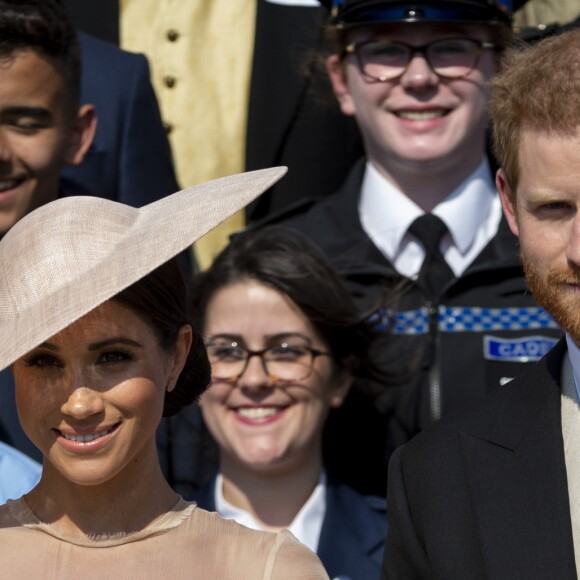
left=0, top=498, right=329, bottom=579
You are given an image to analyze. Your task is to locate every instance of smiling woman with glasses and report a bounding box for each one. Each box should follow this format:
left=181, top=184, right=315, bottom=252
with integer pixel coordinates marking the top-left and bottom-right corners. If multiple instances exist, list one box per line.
left=190, top=225, right=389, bottom=580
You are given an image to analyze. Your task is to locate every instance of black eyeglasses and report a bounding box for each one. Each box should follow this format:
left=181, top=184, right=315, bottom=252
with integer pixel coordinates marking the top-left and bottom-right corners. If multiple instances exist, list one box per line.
left=343, top=37, right=497, bottom=82
left=206, top=340, right=331, bottom=383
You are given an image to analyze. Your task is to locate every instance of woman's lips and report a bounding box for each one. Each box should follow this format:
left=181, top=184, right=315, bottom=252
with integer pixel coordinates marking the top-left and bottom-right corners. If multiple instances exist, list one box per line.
left=55, top=423, right=121, bottom=452
left=60, top=426, right=117, bottom=442
left=233, top=406, right=288, bottom=425
left=394, top=108, right=449, bottom=120
left=0, top=177, right=25, bottom=202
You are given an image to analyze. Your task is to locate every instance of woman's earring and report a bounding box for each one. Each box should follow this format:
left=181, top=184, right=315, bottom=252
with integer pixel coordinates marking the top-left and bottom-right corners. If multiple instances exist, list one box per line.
left=167, top=379, right=177, bottom=393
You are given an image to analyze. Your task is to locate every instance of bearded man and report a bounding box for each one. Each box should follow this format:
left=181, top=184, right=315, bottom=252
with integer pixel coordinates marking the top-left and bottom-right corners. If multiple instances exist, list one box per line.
left=382, top=26, right=580, bottom=580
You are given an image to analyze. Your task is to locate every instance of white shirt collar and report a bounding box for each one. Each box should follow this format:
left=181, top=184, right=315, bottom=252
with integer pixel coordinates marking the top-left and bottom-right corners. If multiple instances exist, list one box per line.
left=361, top=157, right=495, bottom=254
left=359, top=161, right=423, bottom=258
left=434, top=159, right=497, bottom=254
left=359, top=158, right=501, bottom=278
left=566, top=334, right=580, bottom=403
left=214, top=472, right=327, bottom=553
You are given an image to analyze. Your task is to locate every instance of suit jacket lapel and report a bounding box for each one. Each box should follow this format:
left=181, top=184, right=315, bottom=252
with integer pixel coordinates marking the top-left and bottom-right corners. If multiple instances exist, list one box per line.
left=460, top=341, right=577, bottom=578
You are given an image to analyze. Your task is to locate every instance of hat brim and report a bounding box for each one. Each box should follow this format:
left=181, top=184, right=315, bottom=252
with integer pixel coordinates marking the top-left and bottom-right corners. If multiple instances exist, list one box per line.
left=0, top=167, right=287, bottom=371
left=329, top=0, right=512, bottom=27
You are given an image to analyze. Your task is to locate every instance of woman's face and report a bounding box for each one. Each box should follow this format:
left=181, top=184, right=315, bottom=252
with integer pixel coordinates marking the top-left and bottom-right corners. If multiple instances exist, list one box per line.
left=12, top=299, right=190, bottom=487
left=327, top=23, right=497, bottom=177
left=199, top=280, right=350, bottom=475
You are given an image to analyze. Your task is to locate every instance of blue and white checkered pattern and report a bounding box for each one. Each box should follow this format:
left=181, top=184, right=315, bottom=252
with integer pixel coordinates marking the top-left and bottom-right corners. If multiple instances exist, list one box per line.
left=369, top=306, right=560, bottom=335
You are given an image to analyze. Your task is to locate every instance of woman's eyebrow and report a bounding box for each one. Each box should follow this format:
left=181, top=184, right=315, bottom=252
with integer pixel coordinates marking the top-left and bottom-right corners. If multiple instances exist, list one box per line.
left=88, top=338, right=144, bottom=351
left=207, top=332, right=313, bottom=345
left=207, top=333, right=243, bottom=342
left=34, top=337, right=145, bottom=352
left=35, top=341, right=59, bottom=352
left=264, top=332, right=313, bottom=344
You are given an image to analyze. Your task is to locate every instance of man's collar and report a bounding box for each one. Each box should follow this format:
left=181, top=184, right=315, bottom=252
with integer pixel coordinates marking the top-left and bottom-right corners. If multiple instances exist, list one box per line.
left=565, top=334, right=580, bottom=404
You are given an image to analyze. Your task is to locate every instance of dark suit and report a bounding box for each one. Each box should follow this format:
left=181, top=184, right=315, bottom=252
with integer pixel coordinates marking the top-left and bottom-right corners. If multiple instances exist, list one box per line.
left=60, top=32, right=179, bottom=205
left=382, top=339, right=577, bottom=579
left=60, top=1, right=364, bottom=220
left=194, top=475, right=387, bottom=580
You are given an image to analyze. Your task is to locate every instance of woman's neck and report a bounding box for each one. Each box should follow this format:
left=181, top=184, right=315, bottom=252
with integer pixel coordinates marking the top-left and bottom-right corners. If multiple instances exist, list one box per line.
left=25, top=443, right=178, bottom=540
left=369, top=149, right=486, bottom=213
left=219, top=455, right=323, bottom=533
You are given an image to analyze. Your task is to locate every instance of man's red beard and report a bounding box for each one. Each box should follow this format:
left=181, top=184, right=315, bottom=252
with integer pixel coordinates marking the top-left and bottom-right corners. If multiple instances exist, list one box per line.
left=521, top=251, right=579, bottom=342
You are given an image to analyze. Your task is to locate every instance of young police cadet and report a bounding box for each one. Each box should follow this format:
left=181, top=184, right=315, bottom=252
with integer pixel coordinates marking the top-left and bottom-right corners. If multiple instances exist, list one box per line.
left=275, top=0, right=561, bottom=495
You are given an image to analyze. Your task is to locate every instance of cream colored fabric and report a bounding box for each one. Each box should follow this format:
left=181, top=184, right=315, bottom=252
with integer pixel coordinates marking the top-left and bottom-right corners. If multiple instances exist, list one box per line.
left=120, top=0, right=257, bottom=269
left=0, top=497, right=329, bottom=579
left=562, top=352, right=580, bottom=574
left=0, top=168, right=285, bottom=372
left=561, top=395, right=580, bottom=573
left=514, top=0, right=579, bottom=27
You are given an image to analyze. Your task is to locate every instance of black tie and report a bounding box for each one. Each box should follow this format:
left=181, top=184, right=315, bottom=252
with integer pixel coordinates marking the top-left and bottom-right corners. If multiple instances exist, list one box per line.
left=408, top=214, right=455, bottom=298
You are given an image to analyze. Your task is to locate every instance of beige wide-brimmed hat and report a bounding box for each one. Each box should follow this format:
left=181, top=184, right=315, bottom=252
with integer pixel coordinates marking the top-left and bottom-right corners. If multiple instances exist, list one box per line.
left=0, top=167, right=286, bottom=372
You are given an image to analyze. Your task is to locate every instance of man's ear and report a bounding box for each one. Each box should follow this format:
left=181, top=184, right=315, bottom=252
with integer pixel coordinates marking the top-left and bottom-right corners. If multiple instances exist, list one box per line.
left=326, top=54, right=356, bottom=117
left=64, top=104, right=97, bottom=166
left=496, top=168, right=519, bottom=237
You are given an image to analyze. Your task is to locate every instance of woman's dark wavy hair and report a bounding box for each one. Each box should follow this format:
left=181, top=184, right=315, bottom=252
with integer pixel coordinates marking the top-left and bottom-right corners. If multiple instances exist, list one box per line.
left=193, top=226, right=378, bottom=380
left=114, top=258, right=211, bottom=417
left=0, top=0, right=80, bottom=115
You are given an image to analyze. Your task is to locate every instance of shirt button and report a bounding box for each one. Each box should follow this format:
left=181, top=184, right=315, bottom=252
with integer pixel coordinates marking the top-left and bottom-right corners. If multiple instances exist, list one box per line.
left=167, top=29, right=179, bottom=42
left=164, top=75, right=176, bottom=88
left=163, top=122, right=173, bottom=135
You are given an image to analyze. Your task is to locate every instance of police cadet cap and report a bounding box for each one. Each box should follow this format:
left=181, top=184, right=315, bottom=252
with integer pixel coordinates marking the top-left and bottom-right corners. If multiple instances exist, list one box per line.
left=319, top=0, right=531, bottom=28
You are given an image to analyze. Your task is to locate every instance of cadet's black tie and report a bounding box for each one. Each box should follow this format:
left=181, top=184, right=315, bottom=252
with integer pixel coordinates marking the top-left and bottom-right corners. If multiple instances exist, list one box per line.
left=408, top=213, right=455, bottom=298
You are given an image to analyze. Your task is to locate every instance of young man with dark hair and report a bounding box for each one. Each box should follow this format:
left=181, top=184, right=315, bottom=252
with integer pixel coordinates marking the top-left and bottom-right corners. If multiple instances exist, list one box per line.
left=0, top=0, right=95, bottom=237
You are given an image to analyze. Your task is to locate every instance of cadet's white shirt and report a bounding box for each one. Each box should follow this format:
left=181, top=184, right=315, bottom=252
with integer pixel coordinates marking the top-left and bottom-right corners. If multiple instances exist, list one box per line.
left=359, top=158, right=502, bottom=279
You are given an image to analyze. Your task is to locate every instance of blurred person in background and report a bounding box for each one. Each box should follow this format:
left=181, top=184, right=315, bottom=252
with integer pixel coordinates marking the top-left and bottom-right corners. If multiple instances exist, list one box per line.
left=191, top=226, right=388, bottom=580
left=61, top=0, right=364, bottom=269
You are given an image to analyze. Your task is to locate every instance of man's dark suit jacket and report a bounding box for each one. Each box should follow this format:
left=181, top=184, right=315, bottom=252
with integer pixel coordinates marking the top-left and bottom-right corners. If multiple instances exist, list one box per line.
left=60, top=32, right=179, bottom=206
left=194, top=475, right=387, bottom=580
left=382, top=339, right=577, bottom=579
left=61, top=1, right=363, bottom=220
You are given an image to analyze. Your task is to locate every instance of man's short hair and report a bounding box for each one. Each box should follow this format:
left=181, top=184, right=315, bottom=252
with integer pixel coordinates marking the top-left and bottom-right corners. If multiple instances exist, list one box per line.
left=0, top=0, right=80, bottom=115
left=490, top=28, right=580, bottom=197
